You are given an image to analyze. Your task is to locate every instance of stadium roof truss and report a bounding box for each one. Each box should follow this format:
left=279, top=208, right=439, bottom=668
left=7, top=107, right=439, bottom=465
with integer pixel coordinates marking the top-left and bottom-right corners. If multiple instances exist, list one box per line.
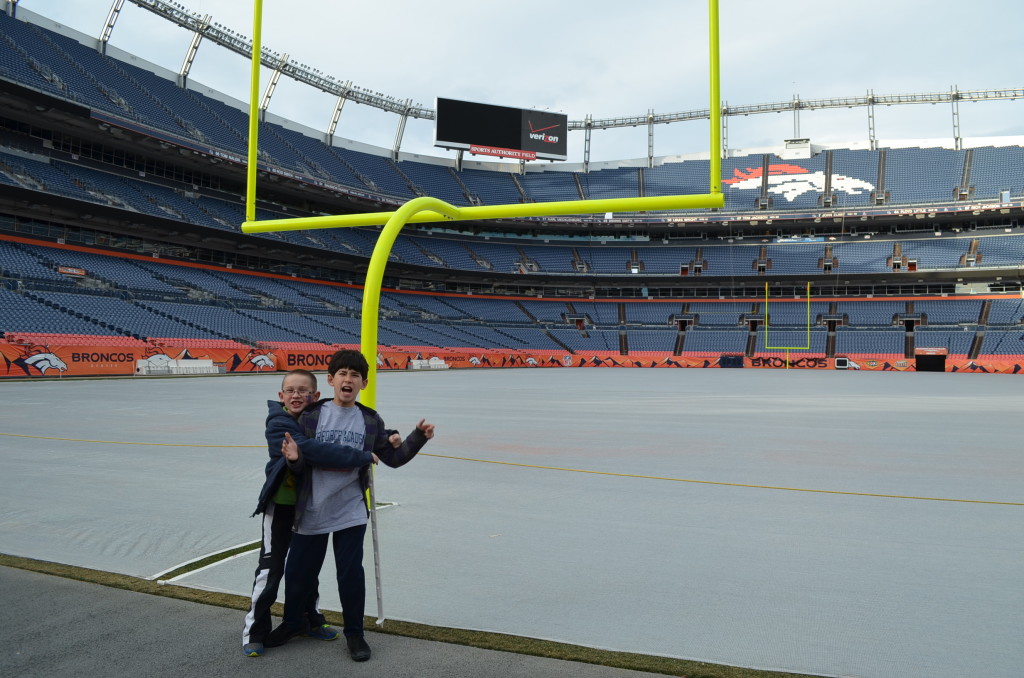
left=119, top=0, right=1022, bottom=164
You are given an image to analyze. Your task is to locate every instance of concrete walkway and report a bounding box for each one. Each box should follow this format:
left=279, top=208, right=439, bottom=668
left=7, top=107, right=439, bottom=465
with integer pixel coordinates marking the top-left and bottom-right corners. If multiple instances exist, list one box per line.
left=1, top=565, right=667, bottom=678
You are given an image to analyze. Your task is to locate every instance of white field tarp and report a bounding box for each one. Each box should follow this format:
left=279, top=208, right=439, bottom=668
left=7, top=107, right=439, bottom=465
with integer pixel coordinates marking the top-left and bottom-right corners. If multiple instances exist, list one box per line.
left=1, top=370, right=1021, bottom=678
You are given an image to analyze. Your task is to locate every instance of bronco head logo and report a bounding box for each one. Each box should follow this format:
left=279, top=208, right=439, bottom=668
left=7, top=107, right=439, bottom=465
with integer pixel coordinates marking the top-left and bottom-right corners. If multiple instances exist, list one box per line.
left=228, top=349, right=276, bottom=372
left=723, top=164, right=874, bottom=202
left=137, top=352, right=175, bottom=368
left=246, top=350, right=276, bottom=372
left=5, top=344, right=68, bottom=376
left=249, top=352, right=275, bottom=370
left=138, top=346, right=199, bottom=369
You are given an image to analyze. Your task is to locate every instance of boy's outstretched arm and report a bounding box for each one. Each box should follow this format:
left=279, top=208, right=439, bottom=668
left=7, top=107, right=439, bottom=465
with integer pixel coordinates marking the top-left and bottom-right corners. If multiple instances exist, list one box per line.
left=417, top=418, right=436, bottom=439
left=266, top=405, right=373, bottom=469
left=375, top=417, right=434, bottom=468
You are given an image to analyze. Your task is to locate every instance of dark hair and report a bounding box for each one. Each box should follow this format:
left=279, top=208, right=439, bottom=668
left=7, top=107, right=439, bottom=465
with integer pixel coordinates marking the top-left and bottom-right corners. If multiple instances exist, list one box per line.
left=282, top=368, right=317, bottom=389
left=327, top=349, right=369, bottom=380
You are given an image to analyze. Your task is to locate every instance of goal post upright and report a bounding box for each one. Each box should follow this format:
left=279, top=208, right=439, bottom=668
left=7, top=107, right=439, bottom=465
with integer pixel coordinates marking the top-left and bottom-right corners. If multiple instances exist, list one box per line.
left=359, top=197, right=460, bottom=403
left=245, top=0, right=263, bottom=223
left=708, top=0, right=721, bottom=194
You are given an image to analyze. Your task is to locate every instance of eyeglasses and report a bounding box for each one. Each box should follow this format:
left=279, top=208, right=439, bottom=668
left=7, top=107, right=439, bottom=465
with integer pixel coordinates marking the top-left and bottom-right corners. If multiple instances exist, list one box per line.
left=282, top=388, right=314, bottom=396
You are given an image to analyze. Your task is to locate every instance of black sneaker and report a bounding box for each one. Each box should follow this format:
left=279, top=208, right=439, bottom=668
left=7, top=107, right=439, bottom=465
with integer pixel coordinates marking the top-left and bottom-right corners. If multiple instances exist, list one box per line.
left=346, top=635, right=371, bottom=662
left=264, top=622, right=302, bottom=648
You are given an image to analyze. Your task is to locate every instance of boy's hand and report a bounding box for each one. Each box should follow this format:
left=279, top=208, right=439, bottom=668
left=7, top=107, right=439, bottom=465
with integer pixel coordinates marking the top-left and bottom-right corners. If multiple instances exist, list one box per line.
left=416, top=418, right=435, bottom=440
left=372, top=453, right=380, bottom=465
left=388, top=432, right=401, bottom=448
left=282, top=432, right=300, bottom=462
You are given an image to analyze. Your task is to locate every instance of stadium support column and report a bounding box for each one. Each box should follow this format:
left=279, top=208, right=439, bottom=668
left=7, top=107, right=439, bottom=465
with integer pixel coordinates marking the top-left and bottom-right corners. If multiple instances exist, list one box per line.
left=326, top=82, right=352, bottom=145
left=791, top=94, right=802, bottom=138
left=583, top=115, right=593, bottom=174
left=98, top=0, right=124, bottom=56
left=260, top=53, right=289, bottom=123
left=951, top=85, right=962, bottom=151
left=867, top=89, right=877, bottom=151
left=647, top=110, right=655, bottom=169
left=722, top=101, right=729, bottom=159
left=179, top=14, right=212, bottom=89
left=392, top=99, right=412, bottom=161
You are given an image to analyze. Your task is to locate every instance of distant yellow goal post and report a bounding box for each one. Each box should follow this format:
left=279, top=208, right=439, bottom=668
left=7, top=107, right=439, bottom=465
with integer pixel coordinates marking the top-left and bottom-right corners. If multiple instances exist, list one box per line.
left=763, top=282, right=814, bottom=367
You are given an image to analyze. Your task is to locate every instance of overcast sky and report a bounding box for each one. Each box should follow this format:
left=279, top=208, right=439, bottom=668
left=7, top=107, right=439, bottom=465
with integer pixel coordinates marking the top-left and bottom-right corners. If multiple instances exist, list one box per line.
left=15, top=0, right=1024, bottom=164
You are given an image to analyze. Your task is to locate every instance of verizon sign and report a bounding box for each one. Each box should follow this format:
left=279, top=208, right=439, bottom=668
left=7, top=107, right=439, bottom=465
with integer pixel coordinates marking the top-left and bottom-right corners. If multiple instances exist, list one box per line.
left=435, top=97, right=568, bottom=161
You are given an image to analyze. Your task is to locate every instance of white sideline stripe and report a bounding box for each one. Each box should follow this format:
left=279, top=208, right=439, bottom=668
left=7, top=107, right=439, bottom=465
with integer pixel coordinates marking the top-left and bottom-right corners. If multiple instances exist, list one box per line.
left=158, top=550, right=258, bottom=584
left=146, top=505, right=398, bottom=582
left=147, top=540, right=260, bottom=581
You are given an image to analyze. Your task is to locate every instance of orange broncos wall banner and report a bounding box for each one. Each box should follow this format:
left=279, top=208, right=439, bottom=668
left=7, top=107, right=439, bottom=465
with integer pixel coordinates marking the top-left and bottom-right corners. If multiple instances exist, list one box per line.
left=1, top=343, right=140, bottom=377
left=0, top=343, right=282, bottom=377
left=3, top=341, right=1024, bottom=377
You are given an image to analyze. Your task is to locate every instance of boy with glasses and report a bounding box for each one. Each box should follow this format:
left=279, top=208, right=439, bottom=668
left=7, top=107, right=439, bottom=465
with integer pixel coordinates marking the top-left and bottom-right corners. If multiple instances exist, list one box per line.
left=242, top=368, right=383, bottom=657
left=266, top=350, right=434, bottom=662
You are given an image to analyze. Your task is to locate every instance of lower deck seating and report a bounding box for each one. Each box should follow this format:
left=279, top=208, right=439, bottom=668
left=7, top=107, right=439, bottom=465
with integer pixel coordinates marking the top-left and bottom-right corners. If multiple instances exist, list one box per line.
left=1, top=241, right=1020, bottom=356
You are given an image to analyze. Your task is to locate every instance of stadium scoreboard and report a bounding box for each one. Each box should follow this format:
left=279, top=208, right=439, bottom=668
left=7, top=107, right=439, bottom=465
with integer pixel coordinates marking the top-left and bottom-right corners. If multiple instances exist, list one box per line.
left=434, top=97, right=568, bottom=161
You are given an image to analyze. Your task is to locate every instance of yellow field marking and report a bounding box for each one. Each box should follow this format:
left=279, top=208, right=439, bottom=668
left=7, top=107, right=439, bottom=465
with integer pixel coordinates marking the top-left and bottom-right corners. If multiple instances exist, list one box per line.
left=418, top=453, right=1023, bottom=506
left=5, top=433, right=1017, bottom=506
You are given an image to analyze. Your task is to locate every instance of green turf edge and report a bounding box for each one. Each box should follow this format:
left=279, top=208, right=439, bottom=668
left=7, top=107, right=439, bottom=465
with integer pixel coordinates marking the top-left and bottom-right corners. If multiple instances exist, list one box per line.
left=0, top=552, right=820, bottom=678
left=156, top=542, right=261, bottom=580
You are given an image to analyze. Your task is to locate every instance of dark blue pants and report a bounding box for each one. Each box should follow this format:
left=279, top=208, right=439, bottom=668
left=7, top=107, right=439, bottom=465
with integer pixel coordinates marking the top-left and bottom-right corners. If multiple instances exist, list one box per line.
left=283, top=523, right=366, bottom=637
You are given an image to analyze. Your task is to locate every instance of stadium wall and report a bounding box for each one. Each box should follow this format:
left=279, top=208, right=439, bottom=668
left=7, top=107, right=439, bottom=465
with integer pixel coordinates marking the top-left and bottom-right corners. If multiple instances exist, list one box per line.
left=3, top=339, right=1023, bottom=378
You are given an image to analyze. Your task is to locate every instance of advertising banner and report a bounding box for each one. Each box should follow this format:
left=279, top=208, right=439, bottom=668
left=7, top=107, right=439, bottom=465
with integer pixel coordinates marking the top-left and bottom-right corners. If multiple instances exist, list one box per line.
left=3, top=341, right=1023, bottom=377
left=0, top=343, right=284, bottom=378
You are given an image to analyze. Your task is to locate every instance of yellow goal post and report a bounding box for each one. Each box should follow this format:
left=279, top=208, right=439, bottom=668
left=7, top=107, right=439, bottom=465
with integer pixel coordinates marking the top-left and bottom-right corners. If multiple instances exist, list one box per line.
left=242, top=0, right=726, bottom=406
left=762, top=282, right=814, bottom=369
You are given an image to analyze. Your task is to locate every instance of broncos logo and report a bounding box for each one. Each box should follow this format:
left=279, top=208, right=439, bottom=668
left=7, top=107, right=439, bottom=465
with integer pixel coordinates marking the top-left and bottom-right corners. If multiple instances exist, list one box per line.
left=137, top=346, right=202, bottom=369
left=228, top=349, right=276, bottom=372
left=4, top=344, right=68, bottom=376
left=137, top=352, right=175, bottom=368
left=250, top=354, right=275, bottom=370
left=248, top=352, right=276, bottom=368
